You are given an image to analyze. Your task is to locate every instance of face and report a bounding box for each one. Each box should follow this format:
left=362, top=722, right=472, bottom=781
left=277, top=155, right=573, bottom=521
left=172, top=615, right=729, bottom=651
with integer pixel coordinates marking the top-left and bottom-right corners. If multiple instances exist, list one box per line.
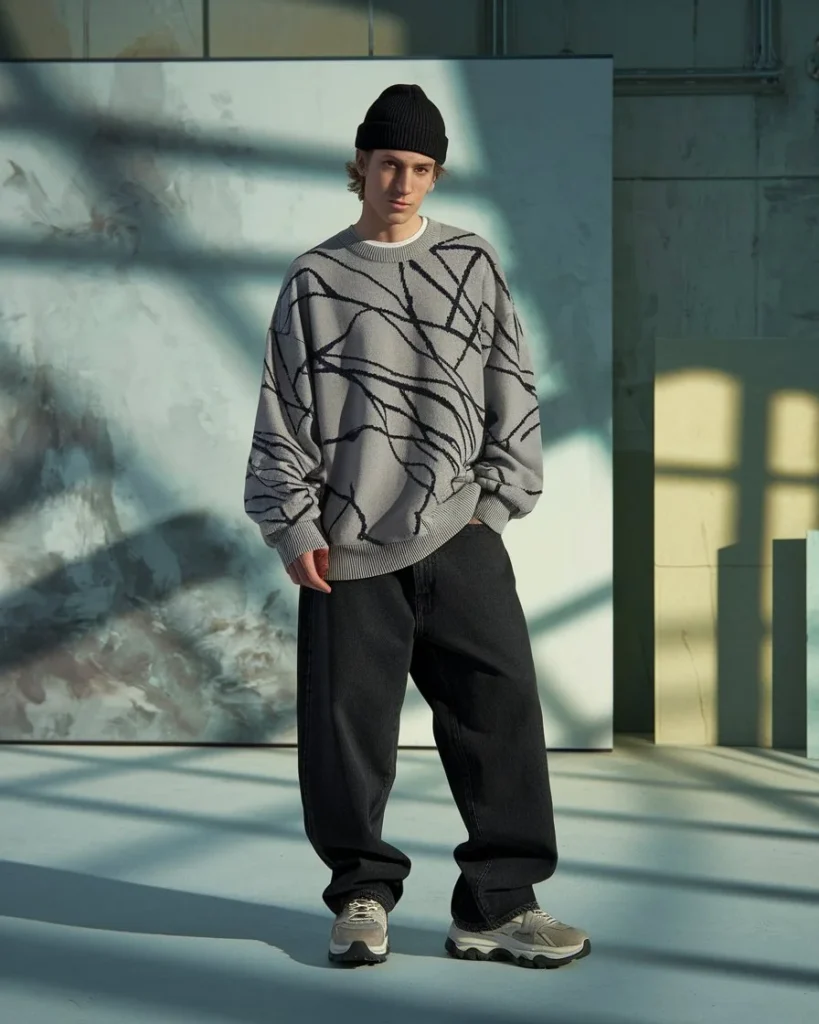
left=359, top=149, right=437, bottom=224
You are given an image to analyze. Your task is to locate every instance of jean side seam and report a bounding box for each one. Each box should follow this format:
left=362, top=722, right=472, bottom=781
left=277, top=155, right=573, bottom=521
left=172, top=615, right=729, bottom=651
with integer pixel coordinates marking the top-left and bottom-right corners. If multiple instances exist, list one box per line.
left=373, top=681, right=402, bottom=830
left=427, top=641, right=493, bottom=924
left=432, top=642, right=482, bottom=840
left=413, top=561, right=424, bottom=638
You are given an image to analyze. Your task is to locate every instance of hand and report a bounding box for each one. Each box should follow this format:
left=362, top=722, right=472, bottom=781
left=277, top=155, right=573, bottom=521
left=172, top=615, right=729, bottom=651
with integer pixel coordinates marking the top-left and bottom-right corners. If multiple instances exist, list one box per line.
left=468, top=517, right=483, bottom=525
left=286, top=547, right=331, bottom=593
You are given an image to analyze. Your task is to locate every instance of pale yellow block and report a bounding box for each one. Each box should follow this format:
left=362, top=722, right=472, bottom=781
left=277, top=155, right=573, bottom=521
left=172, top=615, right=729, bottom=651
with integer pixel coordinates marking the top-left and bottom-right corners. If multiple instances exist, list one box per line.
left=655, top=475, right=737, bottom=567
left=749, top=562, right=772, bottom=749
left=209, top=0, right=368, bottom=57
left=0, top=0, right=83, bottom=58
left=370, top=10, right=407, bottom=55
left=655, top=339, right=819, bottom=746
left=655, top=566, right=718, bottom=745
left=758, top=629, right=773, bottom=748
left=767, top=390, right=819, bottom=476
left=656, top=564, right=774, bottom=746
left=655, top=368, right=741, bottom=471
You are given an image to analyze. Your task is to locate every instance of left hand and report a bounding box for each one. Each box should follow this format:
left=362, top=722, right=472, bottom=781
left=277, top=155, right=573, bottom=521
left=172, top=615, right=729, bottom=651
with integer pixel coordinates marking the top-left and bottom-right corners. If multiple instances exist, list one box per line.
left=468, top=517, right=482, bottom=525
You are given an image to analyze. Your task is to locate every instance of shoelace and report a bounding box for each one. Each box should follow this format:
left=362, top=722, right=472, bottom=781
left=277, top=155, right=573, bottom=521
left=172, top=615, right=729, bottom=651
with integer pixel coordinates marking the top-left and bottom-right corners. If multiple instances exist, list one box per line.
left=528, top=908, right=561, bottom=927
left=347, top=898, right=384, bottom=922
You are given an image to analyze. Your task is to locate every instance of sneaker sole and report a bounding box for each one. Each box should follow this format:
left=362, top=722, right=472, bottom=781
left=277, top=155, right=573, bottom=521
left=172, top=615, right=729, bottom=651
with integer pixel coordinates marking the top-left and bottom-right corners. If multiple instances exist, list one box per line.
left=445, top=936, right=591, bottom=969
left=328, top=939, right=390, bottom=966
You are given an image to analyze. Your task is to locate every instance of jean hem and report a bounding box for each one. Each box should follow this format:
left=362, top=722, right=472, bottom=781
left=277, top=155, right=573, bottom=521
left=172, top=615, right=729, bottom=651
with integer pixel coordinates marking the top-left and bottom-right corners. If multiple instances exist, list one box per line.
left=329, top=889, right=396, bottom=915
left=451, top=900, right=540, bottom=933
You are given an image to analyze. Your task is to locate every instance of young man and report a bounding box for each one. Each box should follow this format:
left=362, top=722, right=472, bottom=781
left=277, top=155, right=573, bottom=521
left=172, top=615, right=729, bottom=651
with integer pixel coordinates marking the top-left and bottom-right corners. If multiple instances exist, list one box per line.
left=245, top=84, right=590, bottom=969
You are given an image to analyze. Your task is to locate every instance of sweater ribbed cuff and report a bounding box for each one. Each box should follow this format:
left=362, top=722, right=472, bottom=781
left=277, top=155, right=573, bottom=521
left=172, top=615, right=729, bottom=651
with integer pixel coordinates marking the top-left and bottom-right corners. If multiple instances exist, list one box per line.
left=474, top=492, right=512, bottom=533
left=263, top=519, right=328, bottom=570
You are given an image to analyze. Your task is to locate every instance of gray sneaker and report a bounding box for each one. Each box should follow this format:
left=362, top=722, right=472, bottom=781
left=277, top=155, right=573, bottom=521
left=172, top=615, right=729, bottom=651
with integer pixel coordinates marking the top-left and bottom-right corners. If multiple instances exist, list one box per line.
left=328, top=897, right=390, bottom=965
left=446, top=908, right=590, bottom=969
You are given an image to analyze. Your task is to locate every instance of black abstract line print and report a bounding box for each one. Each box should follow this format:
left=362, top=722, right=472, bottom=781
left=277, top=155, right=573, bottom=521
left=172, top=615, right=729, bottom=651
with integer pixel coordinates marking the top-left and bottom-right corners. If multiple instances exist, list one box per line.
left=244, top=219, right=543, bottom=580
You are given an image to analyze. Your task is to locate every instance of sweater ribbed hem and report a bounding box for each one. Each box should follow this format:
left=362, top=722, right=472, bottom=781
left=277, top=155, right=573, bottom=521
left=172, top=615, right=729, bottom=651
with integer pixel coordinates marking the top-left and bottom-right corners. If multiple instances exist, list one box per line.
left=325, top=482, right=483, bottom=581
left=264, top=518, right=327, bottom=571
left=473, top=492, right=512, bottom=533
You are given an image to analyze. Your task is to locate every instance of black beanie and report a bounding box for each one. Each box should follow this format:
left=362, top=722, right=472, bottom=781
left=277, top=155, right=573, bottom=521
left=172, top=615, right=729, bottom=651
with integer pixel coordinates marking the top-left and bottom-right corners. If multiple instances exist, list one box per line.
left=355, top=84, right=448, bottom=165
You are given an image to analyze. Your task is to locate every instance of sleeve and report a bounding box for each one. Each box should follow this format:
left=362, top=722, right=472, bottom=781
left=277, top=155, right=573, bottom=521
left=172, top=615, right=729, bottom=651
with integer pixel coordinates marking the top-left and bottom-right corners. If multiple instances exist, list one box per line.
left=244, top=273, right=327, bottom=569
left=472, top=250, right=544, bottom=533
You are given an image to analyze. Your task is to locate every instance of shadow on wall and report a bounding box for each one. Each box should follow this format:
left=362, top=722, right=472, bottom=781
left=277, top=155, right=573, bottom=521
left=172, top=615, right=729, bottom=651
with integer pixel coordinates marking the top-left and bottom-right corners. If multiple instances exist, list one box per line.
left=655, top=338, right=819, bottom=750
left=0, top=20, right=303, bottom=742
left=717, top=540, right=807, bottom=749
left=456, top=59, right=615, bottom=749
left=0, top=13, right=611, bottom=745
left=0, top=346, right=295, bottom=743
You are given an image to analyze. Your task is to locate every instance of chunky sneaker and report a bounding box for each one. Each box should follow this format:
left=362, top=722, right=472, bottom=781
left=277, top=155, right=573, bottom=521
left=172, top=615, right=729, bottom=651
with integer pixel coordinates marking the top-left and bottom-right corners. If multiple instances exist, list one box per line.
left=328, top=897, right=390, bottom=965
left=445, top=908, right=590, bottom=969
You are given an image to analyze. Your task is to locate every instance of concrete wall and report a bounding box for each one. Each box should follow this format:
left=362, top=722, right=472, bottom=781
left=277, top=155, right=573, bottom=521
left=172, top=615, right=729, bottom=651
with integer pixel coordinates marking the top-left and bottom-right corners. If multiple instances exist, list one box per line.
left=2, top=0, right=817, bottom=742
left=510, top=0, right=819, bottom=742
left=610, top=1, right=819, bottom=742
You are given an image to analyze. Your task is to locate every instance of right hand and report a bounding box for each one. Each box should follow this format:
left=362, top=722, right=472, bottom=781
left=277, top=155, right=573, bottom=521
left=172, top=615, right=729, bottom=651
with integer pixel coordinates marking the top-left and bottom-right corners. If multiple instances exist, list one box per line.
left=286, top=547, right=331, bottom=593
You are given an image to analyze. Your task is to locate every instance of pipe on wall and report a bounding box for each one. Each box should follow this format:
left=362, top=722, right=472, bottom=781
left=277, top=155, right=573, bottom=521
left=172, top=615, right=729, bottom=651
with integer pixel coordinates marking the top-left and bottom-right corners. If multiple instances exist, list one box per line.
left=491, top=0, right=510, bottom=57
left=82, top=0, right=90, bottom=59
left=615, top=0, right=782, bottom=95
left=754, top=0, right=779, bottom=69
left=614, top=65, right=783, bottom=95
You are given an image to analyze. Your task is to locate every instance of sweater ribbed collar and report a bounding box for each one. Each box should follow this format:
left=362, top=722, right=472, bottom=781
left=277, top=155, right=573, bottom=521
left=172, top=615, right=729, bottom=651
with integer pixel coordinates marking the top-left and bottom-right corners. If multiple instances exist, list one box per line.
left=336, top=218, right=443, bottom=263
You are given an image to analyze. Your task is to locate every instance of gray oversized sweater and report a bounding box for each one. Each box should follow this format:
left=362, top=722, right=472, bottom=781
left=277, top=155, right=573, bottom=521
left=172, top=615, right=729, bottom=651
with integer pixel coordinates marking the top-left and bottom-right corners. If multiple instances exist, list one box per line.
left=244, top=218, right=543, bottom=580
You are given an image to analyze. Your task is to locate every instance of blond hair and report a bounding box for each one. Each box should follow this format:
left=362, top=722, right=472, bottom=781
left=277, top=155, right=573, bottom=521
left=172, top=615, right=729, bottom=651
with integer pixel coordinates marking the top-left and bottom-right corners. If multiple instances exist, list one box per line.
left=346, top=152, right=447, bottom=201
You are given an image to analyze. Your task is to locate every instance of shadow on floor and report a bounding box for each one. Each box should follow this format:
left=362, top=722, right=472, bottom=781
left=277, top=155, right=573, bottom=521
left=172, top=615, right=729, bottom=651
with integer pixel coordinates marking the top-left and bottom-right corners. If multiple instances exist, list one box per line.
left=1, top=843, right=818, bottom=1024
left=0, top=859, right=450, bottom=970
left=0, top=859, right=629, bottom=1024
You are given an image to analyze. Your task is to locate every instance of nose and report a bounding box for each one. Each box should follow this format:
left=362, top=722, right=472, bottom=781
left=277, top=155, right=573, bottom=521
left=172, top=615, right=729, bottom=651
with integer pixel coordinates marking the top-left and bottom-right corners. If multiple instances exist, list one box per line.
left=395, top=170, right=412, bottom=195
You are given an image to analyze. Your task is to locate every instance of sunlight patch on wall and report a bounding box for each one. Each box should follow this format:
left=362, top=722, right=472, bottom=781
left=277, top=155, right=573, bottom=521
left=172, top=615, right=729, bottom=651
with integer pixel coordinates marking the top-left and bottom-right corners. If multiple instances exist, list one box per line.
left=767, top=390, right=819, bottom=476
left=655, top=368, right=742, bottom=472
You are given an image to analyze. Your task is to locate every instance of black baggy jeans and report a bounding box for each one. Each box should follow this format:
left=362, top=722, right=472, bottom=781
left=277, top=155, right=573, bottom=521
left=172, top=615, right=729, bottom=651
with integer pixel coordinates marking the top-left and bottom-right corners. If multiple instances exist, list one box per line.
left=295, top=521, right=559, bottom=932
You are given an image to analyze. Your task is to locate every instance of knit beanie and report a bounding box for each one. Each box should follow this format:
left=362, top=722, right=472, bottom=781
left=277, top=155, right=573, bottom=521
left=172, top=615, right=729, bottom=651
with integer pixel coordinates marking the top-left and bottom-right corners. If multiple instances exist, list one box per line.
left=355, top=84, right=448, bottom=165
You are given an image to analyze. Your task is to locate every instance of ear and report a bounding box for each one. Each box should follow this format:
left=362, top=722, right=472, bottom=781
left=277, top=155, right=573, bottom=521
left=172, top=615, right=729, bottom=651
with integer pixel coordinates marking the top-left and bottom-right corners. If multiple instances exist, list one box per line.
left=356, top=149, right=370, bottom=174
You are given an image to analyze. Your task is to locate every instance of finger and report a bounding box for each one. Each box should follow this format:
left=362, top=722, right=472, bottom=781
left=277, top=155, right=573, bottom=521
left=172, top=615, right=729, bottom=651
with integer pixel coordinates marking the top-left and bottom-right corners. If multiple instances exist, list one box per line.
left=304, top=566, right=331, bottom=593
left=302, top=551, right=332, bottom=593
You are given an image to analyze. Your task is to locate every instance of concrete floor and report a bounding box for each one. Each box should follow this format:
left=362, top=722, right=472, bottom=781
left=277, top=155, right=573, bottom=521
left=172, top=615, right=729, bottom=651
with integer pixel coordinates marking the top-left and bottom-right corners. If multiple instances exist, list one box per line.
left=0, top=738, right=817, bottom=1024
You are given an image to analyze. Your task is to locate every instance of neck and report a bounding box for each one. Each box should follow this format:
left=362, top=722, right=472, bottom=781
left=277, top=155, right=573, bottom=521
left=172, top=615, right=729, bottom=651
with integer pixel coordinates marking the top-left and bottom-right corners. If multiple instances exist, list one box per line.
left=354, top=203, right=424, bottom=243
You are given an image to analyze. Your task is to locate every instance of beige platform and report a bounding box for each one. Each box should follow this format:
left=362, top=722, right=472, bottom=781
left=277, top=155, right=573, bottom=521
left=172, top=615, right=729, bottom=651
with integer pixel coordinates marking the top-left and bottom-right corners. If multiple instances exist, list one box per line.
left=655, top=338, right=819, bottom=747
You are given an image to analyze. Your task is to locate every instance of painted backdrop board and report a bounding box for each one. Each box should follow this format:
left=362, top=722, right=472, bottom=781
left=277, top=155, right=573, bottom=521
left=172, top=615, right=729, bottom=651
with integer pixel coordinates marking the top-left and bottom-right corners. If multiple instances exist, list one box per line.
left=0, top=57, right=613, bottom=747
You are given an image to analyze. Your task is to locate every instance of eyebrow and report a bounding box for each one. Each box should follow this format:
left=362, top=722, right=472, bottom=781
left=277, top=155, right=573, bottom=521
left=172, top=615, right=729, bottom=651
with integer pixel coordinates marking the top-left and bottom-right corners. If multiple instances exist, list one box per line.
left=382, top=154, right=435, bottom=169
